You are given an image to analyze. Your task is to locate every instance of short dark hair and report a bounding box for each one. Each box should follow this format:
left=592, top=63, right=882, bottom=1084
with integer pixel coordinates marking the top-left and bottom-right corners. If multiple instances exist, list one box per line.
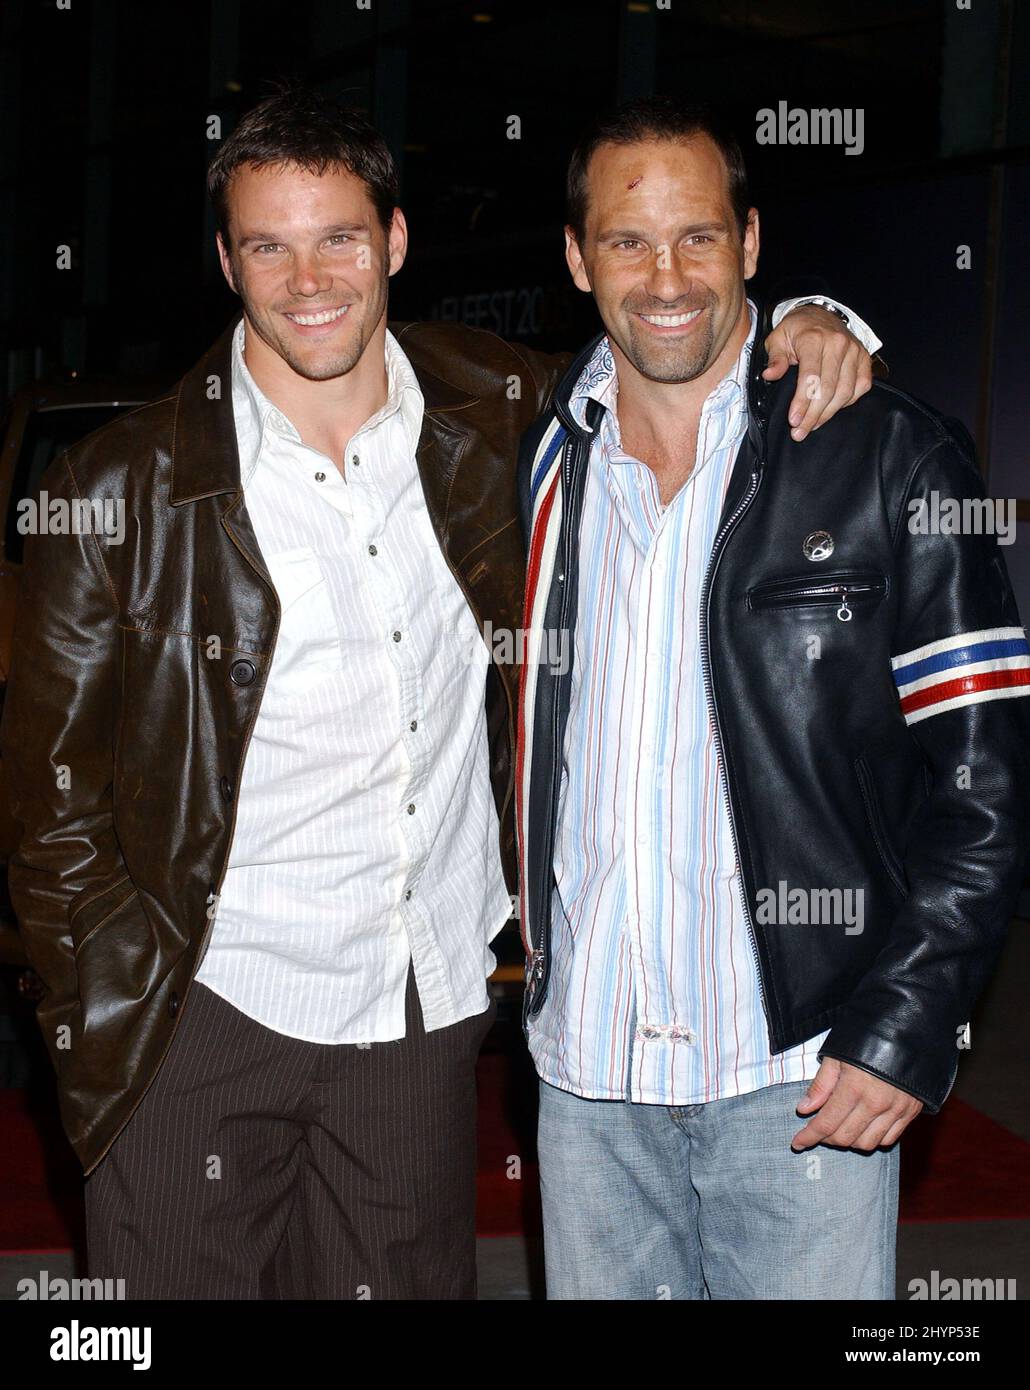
left=566, top=96, right=750, bottom=243
left=207, top=82, right=399, bottom=247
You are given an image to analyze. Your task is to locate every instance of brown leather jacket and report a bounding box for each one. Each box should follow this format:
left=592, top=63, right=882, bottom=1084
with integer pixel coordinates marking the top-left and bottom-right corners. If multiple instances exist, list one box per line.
left=0, top=312, right=567, bottom=1174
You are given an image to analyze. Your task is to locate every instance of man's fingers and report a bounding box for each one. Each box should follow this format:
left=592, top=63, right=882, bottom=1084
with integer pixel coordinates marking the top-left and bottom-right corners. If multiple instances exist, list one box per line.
left=878, top=1115, right=912, bottom=1148
left=850, top=1114, right=899, bottom=1152
left=762, top=352, right=791, bottom=381
left=793, top=339, right=851, bottom=439
left=791, top=1087, right=858, bottom=1149
left=811, top=355, right=860, bottom=431
left=816, top=1100, right=882, bottom=1150
left=852, top=354, right=874, bottom=401
left=787, top=339, right=824, bottom=430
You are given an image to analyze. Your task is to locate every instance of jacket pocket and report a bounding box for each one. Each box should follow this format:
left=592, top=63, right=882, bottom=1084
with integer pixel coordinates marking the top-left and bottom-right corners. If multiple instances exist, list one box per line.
left=748, top=569, right=888, bottom=621
left=68, top=873, right=137, bottom=953
left=70, top=877, right=162, bottom=1037
left=854, top=753, right=908, bottom=897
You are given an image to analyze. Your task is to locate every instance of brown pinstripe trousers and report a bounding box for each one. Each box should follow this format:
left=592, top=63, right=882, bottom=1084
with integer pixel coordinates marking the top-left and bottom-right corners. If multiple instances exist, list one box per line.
left=83, top=966, right=496, bottom=1299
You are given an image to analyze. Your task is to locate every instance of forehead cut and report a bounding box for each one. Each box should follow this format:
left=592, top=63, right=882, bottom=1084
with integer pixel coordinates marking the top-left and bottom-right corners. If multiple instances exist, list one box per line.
left=584, top=135, right=734, bottom=226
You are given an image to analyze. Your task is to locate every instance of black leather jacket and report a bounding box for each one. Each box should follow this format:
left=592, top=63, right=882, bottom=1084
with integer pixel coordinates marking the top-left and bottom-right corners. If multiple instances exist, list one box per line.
left=516, top=317, right=1029, bottom=1114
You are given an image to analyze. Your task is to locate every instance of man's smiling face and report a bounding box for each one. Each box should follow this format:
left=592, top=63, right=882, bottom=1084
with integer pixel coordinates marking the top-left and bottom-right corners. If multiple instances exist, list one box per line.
left=216, top=159, right=405, bottom=381
left=566, top=134, right=758, bottom=386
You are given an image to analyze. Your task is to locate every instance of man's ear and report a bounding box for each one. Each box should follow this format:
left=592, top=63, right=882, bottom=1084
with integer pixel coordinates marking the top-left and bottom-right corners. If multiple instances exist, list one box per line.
left=564, top=226, right=591, bottom=294
left=743, top=208, right=760, bottom=282
left=215, top=232, right=239, bottom=295
left=387, top=207, right=408, bottom=279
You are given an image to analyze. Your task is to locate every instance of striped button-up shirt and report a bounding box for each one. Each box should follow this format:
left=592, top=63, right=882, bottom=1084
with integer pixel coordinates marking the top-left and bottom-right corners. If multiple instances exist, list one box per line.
left=528, top=305, right=829, bottom=1104
left=194, top=321, right=510, bottom=1043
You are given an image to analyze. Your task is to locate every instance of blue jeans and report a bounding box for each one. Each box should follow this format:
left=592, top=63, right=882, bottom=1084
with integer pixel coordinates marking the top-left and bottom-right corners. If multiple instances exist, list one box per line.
left=537, top=1077, right=900, bottom=1300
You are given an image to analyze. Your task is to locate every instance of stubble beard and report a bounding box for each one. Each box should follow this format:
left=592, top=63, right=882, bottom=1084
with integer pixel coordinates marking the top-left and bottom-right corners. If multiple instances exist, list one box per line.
left=621, top=303, right=717, bottom=384
left=234, top=265, right=389, bottom=383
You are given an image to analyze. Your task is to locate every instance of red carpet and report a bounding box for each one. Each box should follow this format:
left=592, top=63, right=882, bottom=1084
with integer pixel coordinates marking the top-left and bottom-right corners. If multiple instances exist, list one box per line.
left=2, top=1064, right=1029, bottom=1252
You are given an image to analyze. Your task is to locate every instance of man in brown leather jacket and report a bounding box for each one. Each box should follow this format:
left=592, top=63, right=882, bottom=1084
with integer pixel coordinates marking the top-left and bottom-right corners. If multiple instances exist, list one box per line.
left=0, top=86, right=875, bottom=1299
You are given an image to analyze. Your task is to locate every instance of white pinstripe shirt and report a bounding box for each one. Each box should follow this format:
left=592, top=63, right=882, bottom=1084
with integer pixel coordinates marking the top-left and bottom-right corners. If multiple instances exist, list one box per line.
left=528, top=305, right=829, bottom=1104
left=194, top=321, right=510, bottom=1042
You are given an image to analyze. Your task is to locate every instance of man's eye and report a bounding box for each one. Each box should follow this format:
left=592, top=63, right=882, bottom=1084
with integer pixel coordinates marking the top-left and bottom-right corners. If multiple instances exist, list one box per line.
left=256, top=244, right=282, bottom=254
left=327, top=234, right=350, bottom=246
left=686, top=235, right=713, bottom=246
left=616, top=240, right=643, bottom=251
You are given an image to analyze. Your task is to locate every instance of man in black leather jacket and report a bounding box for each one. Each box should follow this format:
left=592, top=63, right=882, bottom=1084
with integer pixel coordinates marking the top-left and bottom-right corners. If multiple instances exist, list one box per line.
left=516, top=97, right=1030, bottom=1299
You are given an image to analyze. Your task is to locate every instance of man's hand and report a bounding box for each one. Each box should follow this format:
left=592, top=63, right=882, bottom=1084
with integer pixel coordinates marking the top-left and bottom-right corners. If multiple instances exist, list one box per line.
left=763, top=304, right=874, bottom=443
left=791, top=1057, right=923, bottom=1152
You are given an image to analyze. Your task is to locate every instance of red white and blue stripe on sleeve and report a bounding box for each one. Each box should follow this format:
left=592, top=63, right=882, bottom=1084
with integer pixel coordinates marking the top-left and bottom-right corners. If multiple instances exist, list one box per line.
left=891, top=627, right=1030, bottom=725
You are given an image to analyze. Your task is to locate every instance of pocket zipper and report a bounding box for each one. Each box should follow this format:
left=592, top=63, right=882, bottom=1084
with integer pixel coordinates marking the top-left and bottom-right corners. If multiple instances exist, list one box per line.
left=748, top=572, right=887, bottom=623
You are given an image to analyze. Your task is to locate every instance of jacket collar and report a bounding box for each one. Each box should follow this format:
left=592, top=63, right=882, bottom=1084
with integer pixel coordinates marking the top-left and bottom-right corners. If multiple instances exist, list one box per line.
left=169, top=311, right=479, bottom=505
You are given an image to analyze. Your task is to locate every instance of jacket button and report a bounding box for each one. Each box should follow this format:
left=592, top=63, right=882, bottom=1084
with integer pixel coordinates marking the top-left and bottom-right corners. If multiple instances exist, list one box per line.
left=229, top=658, right=256, bottom=686
left=219, top=775, right=234, bottom=802
left=169, top=991, right=180, bottom=1018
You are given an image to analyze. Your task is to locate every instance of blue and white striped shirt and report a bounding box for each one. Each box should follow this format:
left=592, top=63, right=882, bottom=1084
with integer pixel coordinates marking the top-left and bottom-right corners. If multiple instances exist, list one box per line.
left=527, top=305, right=829, bottom=1105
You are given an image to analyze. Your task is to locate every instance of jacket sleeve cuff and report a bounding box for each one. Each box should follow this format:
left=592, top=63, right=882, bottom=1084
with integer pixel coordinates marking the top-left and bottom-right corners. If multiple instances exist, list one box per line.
left=817, top=1015, right=958, bottom=1115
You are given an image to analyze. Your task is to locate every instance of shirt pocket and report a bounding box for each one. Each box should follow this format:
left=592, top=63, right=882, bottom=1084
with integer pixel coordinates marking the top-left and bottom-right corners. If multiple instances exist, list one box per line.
left=264, top=545, right=341, bottom=697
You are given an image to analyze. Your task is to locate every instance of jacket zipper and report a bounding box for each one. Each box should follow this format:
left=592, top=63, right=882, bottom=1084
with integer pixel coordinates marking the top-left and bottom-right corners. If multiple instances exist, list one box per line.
left=699, top=467, right=771, bottom=1023
left=525, top=433, right=577, bottom=1022
left=85, top=505, right=281, bottom=1176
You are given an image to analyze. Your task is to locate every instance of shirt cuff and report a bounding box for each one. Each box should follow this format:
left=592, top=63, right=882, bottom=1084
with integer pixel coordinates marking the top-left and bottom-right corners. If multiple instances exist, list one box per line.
left=771, top=296, right=883, bottom=356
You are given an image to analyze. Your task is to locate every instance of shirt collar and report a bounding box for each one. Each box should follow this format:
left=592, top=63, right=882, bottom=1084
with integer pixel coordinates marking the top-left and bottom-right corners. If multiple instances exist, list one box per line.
left=568, top=299, right=759, bottom=438
left=231, top=319, right=424, bottom=487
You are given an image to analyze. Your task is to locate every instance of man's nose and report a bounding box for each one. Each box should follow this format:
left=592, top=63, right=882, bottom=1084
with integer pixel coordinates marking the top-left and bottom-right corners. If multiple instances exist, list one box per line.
left=286, top=254, right=333, bottom=296
left=642, top=245, right=695, bottom=301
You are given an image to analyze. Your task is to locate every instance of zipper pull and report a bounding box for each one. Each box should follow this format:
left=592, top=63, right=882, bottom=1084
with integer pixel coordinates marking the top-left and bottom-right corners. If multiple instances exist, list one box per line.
left=836, top=588, right=853, bottom=622
left=529, top=949, right=546, bottom=986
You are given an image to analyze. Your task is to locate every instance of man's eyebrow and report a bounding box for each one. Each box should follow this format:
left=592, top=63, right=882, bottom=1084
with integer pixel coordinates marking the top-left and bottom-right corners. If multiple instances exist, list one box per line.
left=596, top=220, right=729, bottom=240
left=236, top=222, right=370, bottom=248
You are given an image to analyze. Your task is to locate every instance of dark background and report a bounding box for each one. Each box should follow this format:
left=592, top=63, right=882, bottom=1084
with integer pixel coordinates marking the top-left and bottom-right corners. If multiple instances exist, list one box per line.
left=1, top=0, right=1028, bottom=600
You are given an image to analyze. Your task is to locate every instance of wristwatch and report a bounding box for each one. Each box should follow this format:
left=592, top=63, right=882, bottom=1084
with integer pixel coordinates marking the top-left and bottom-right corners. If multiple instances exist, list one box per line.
left=792, top=297, right=851, bottom=328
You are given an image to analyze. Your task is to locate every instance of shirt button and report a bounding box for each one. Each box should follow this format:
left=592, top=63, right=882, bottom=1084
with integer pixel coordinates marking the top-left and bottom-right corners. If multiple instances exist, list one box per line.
left=368, top=544, right=378, bottom=556
left=405, top=889, right=412, bottom=900
left=407, top=803, right=416, bottom=815
left=352, top=454, right=360, bottom=467
left=315, top=471, right=326, bottom=482
left=393, top=631, right=402, bottom=642
left=409, top=720, right=418, bottom=732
